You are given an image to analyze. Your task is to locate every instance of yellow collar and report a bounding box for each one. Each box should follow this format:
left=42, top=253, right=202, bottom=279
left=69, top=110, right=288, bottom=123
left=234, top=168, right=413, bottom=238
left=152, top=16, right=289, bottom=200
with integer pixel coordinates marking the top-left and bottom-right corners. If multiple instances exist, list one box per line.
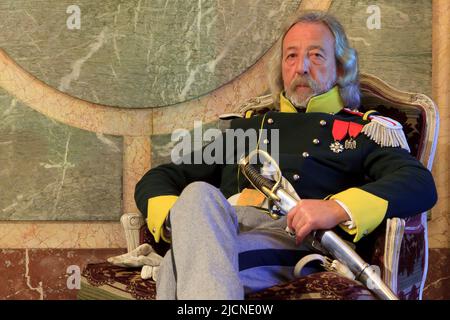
left=280, top=86, right=344, bottom=114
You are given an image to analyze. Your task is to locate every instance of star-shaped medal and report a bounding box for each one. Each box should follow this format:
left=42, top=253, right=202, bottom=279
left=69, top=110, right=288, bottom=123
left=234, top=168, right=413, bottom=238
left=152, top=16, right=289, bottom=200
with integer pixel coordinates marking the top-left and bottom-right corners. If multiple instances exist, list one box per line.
left=330, top=141, right=344, bottom=153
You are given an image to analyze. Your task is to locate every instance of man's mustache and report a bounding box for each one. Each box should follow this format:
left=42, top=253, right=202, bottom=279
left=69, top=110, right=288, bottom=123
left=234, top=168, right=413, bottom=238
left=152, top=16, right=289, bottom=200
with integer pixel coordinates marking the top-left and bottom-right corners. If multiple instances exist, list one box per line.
left=290, top=75, right=315, bottom=90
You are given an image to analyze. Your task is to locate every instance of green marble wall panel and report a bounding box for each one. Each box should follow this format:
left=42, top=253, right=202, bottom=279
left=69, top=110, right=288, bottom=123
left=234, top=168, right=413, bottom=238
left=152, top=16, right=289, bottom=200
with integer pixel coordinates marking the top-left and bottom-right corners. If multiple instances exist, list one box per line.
left=0, top=0, right=300, bottom=108
left=329, top=0, right=432, bottom=96
left=151, top=120, right=220, bottom=168
left=0, top=88, right=123, bottom=221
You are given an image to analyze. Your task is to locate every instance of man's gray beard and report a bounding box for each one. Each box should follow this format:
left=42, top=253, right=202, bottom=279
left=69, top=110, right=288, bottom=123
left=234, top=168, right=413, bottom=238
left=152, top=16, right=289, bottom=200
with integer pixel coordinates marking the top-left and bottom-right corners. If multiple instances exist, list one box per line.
left=285, top=92, right=311, bottom=109
left=285, top=76, right=336, bottom=109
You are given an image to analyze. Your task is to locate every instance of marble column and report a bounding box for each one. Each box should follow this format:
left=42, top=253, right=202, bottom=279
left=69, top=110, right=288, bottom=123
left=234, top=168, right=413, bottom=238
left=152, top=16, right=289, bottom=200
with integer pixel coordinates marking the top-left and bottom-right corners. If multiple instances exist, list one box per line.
left=430, top=0, right=450, bottom=249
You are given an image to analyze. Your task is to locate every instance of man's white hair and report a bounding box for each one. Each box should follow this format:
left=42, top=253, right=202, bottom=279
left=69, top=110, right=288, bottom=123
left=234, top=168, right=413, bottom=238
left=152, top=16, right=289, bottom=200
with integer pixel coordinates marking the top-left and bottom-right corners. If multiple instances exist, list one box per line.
left=268, top=11, right=360, bottom=109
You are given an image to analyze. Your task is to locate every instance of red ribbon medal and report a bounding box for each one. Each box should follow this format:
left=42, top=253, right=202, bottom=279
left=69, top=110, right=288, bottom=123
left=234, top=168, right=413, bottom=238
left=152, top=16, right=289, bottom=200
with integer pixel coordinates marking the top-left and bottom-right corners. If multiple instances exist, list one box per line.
left=330, top=120, right=349, bottom=153
left=345, top=122, right=364, bottom=149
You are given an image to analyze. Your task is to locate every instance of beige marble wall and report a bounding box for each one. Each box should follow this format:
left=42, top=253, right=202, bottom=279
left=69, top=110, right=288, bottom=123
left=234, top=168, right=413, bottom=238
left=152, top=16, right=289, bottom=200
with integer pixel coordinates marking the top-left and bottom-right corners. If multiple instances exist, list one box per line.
left=430, top=0, right=450, bottom=249
left=0, top=222, right=126, bottom=248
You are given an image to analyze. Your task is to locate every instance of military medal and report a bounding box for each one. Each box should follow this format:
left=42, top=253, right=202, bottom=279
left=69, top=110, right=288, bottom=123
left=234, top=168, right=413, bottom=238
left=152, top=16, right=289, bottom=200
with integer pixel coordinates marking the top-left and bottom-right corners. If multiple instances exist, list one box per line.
left=330, top=120, right=349, bottom=153
left=344, top=139, right=355, bottom=150
left=345, top=122, right=364, bottom=150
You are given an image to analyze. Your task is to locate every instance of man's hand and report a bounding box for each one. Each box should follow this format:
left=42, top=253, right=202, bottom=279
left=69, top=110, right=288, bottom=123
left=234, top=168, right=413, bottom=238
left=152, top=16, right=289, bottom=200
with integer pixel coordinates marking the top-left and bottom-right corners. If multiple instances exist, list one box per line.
left=287, top=199, right=350, bottom=245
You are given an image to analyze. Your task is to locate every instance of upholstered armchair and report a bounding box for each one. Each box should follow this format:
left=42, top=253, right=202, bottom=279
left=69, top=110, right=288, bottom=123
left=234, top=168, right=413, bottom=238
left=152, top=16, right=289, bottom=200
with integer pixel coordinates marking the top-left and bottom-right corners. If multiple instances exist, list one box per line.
left=79, top=73, right=439, bottom=300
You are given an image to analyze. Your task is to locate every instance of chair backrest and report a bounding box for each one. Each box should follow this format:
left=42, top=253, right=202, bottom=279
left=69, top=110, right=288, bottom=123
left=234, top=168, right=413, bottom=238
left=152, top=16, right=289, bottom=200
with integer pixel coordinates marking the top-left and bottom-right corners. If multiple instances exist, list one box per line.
left=359, top=73, right=439, bottom=167
left=358, top=73, right=439, bottom=300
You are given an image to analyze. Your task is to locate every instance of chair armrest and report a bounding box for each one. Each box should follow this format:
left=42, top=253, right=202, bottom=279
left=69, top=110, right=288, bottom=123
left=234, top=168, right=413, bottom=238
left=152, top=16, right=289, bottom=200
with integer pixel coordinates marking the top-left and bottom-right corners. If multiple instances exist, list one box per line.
left=120, top=212, right=145, bottom=253
left=382, top=217, right=405, bottom=295
left=378, top=212, right=428, bottom=300
left=396, top=212, right=429, bottom=300
left=356, top=217, right=405, bottom=296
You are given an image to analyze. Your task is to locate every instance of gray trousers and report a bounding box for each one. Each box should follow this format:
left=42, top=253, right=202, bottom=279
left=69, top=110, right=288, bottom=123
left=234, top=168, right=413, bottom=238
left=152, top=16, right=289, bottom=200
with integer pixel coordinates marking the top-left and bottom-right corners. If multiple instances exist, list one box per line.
left=156, top=182, right=314, bottom=300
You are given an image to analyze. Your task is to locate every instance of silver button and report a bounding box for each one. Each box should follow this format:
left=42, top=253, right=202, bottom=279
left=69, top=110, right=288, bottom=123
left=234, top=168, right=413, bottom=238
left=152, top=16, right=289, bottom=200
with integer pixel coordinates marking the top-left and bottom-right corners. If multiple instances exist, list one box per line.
left=152, top=227, right=156, bottom=233
left=320, top=120, right=327, bottom=126
left=267, top=118, right=274, bottom=124
left=263, top=138, right=269, bottom=144
left=293, top=174, right=300, bottom=181
left=302, top=152, right=309, bottom=158
left=363, top=230, right=369, bottom=236
left=313, top=139, right=320, bottom=145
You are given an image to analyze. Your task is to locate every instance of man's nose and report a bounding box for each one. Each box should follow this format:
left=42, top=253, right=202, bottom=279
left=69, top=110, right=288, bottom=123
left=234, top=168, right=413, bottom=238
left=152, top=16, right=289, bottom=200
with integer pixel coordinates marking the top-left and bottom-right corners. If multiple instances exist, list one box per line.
left=295, top=55, right=309, bottom=75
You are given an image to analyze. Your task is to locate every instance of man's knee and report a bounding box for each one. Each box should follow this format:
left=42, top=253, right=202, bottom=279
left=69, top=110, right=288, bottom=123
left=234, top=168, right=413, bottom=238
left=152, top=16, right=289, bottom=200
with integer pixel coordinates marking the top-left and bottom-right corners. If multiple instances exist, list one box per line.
left=171, top=182, right=220, bottom=219
left=180, top=181, right=218, bottom=199
left=170, top=181, right=232, bottom=223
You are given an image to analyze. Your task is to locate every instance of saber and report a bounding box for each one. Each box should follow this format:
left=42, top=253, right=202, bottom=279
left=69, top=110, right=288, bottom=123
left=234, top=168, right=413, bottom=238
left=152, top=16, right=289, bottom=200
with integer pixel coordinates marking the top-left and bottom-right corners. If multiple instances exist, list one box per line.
left=239, top=153, right=398, bottom=300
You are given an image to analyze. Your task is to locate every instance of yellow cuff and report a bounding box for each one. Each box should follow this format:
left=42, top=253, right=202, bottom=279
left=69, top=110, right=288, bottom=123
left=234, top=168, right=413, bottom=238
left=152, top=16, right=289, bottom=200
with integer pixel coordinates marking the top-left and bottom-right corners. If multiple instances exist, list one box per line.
left=147, top=195, right=179, bottom=243
left=330, top=188, right=388, bottom=242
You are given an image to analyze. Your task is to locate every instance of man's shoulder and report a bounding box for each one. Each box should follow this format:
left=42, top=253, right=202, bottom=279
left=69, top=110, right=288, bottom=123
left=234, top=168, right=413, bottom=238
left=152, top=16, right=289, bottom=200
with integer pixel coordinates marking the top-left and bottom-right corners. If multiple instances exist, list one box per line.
left=219, top=94, right=276, bottom=121
left=338, top=108, right=411, bottom=152
left=337, top=108, right=374, bottom=121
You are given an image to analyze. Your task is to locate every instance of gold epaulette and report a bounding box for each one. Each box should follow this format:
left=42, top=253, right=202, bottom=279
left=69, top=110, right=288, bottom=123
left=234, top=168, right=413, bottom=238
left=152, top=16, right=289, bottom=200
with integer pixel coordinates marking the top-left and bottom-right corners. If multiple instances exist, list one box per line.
left=219, top=94, right=275, bottom=120
left=343, top=108, right=411, bottom=152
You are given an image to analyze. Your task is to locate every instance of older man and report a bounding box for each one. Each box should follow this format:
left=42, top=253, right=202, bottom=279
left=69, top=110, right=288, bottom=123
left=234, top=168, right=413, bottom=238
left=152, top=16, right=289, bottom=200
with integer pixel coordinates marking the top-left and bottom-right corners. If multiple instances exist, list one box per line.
left=134, top=11, right=437, bottom=299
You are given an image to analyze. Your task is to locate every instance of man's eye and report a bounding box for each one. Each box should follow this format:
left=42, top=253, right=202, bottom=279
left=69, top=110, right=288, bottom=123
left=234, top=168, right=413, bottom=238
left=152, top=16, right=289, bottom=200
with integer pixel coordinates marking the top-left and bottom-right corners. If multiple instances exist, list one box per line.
left=309, top=52, right=325, bottom=64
